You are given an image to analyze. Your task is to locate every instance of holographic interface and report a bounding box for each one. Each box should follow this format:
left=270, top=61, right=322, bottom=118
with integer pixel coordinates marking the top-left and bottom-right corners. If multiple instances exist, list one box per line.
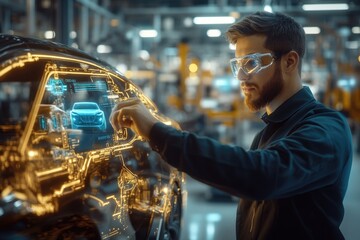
left=0, top=35, right=184, bottom=240
left=70, top=102, right=107, bottom=131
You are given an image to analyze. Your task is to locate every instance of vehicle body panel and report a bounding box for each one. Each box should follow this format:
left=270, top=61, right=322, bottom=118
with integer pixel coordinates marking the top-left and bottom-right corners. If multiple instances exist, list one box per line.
left=0, top=34, right=184, bottom=240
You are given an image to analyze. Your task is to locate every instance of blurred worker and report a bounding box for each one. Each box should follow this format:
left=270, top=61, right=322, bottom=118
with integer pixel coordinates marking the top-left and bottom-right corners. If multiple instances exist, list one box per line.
left=110, top=11, right=352, bottom=240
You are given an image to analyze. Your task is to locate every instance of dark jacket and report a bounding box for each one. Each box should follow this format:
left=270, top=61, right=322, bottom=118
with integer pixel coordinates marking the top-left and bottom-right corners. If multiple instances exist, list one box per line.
left=150, top=87, right=352, bottom=240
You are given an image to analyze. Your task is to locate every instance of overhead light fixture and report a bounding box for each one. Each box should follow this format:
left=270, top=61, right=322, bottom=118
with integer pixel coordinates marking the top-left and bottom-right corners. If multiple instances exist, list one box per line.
left=263, top=0, right=272, bottom=13
left=139, top=50, right=150, bottom=60
left=264, top=5, right=273, bottom=13
left=303, top=27, right=321, bottom=35
left=44, top=30, right=55, bottom=39
left=71, top=43, right=79, bottom=49
left=229, top=44, right=236, bottom=50
left=352, top=27, right=360, bottom=34
left=189, top=63, right=198, bottom=73
left=183, top=17, right=193, bottom=27
left=69, top=31, right=77, bottom=39
left=193, top=16, right=235, bottom=25
left=207, top=29, right=221, bottom=37
left=116, top=63, right=127, bottom=73
left=302, top=3, right=349, bottom=11
left=97, top=44, right=112, bottom=54
left=139, top=29, right=158, bottom=38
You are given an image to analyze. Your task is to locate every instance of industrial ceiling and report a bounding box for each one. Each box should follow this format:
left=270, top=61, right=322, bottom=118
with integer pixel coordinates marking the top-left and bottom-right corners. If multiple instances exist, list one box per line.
left=1, top=0, right=359, bottom=71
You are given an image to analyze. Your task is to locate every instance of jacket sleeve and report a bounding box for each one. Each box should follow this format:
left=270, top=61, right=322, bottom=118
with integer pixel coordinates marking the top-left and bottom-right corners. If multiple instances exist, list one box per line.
left=149, top=117, right=352, bottom=200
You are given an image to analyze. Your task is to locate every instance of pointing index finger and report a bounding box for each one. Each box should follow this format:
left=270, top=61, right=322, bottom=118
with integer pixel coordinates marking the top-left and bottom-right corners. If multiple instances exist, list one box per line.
left=112, top=98, right=140, bottom=112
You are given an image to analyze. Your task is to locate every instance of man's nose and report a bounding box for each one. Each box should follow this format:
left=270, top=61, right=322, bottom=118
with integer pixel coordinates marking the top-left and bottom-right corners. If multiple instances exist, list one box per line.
left=237, top=68, right=250, bottom=81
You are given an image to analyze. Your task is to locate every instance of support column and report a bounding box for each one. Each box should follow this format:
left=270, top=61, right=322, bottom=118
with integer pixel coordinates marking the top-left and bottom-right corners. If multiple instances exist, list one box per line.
left=79, top=4, right=89, bottom=49
left=26, top=0, right=36, bottom=36
left=56, top=0, right=73, bottom=45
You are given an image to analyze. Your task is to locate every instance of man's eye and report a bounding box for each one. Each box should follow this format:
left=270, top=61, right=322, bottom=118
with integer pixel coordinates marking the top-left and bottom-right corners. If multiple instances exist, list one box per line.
left=243, top=59, right=259, bottom=71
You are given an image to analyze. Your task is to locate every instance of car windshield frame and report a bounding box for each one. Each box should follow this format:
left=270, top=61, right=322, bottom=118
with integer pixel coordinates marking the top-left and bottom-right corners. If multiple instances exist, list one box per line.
left=0, top=55, right=46, bottom=146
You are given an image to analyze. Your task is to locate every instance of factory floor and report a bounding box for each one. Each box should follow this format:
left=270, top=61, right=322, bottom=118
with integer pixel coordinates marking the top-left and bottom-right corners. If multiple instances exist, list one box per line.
left=179, top=122, right=360, bottom=240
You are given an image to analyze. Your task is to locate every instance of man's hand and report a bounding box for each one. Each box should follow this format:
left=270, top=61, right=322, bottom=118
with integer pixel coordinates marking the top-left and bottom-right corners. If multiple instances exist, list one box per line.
left=110, top=98, right=159, bottom=140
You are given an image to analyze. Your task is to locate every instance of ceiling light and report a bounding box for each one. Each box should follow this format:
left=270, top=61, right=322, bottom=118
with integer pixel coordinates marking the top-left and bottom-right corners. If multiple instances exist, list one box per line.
left=44, top=31, right=55, bottom=39
left=352, top=27, right=360, bottom=34
left=264, top=5, right=273, bottom=13
left=69, top=31, right=77, bottom=39
left=189, top=63, right=198, bottom=73
left=116, top=63, right=127, bottom=73
left=183, top=17, right=193, bottom=27
left=193, top=16, right=235, bottom=25
left=97, top=44, right=112, bottom=54
left=302, top=3, right=349, bottom=11
left=207, top=29, right=221, bottom=37
left=263, top=0, right=273, bottom=13
left=163, top=17, right=174, bottom=30
left=139, top=50, right=150, bottom=60
left=139, top=30, right=158, bottom=38
left=303, top=27, right=321, bottom=34
left=229, top=44, right=236, bottom=50
left=71, top=43, right=79, bottom=49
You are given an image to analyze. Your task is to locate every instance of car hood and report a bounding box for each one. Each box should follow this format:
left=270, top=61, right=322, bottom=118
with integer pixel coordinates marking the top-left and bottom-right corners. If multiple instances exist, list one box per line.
left=71, top=109, right=103, bottom=115
left=0, top=35, right=99, bottom=63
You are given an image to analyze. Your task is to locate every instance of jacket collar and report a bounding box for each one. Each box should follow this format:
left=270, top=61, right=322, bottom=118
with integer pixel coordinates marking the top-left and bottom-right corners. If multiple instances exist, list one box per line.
left=261, top=86, right=316, bottom=124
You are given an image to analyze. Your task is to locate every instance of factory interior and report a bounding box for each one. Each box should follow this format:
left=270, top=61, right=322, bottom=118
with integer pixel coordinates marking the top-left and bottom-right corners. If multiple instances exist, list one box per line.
left=1, top=0, right=360, bottom=239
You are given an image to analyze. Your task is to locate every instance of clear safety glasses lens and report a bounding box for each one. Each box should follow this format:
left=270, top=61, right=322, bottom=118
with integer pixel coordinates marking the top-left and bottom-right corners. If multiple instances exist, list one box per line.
left=230, top=53, right=275, bottom=78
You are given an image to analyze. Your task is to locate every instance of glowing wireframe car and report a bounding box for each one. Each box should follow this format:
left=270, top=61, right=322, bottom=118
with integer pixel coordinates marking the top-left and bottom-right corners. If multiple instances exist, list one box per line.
left=70, top=102, right=107, bottom=131
left=0, top=34, right=185, bottom=240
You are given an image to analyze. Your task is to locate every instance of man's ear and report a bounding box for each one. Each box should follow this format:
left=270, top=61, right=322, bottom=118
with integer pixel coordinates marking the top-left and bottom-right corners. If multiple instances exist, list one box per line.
left=282, top=50, right=299, bottom=73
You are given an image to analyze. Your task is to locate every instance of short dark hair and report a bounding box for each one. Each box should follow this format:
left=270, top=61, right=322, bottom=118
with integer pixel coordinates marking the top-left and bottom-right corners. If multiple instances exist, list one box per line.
left=226, top=11, right=306, bottom=60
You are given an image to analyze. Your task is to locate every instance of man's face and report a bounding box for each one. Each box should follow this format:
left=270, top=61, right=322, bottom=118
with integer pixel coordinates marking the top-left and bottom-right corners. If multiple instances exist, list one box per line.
left=234, top=35, right=284, bottom=111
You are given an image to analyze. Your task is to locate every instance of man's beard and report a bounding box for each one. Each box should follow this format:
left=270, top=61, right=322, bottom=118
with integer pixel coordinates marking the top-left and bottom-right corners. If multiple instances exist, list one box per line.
left=244, top=63, right=283, bottom=111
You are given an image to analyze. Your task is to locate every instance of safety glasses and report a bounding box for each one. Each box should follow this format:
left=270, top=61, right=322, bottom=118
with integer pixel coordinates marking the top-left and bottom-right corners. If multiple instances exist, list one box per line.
left=229, top=53, right=276, bottom=79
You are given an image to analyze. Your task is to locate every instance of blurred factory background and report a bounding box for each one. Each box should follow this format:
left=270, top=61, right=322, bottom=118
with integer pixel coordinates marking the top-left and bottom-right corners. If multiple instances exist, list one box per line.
left=1, top=0, right=360, bottom=239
